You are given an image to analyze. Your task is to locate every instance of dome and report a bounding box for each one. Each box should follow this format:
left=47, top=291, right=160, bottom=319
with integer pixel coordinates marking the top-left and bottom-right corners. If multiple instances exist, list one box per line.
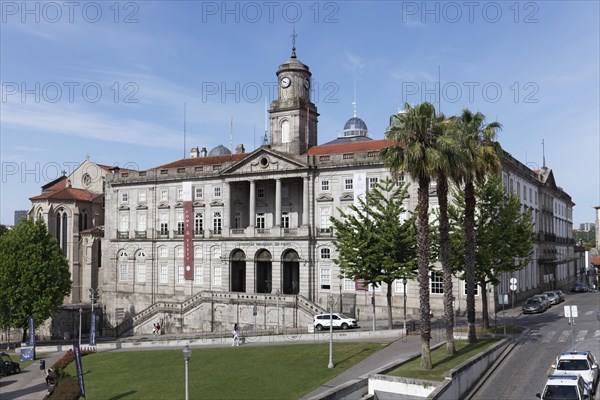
left=208, top=145, right=231, bottom=157
left=343, top=116, right=368, bottom=131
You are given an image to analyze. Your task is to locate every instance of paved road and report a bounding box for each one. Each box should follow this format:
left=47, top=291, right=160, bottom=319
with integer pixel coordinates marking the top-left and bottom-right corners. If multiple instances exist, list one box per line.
left=471, top=292, right=600, bottom=400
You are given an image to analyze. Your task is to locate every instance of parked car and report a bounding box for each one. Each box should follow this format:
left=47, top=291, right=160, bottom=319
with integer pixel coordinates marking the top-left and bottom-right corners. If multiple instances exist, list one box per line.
left=313, top=313, right=358, bottom=331
left=544, top=291, right=561, bottom=305
left=532, top=294, right=551, bottom=310
left=551, top=351, right=599, bottom=396
left=523, top=298, right=546, bottom=314
left=571, top=282, right=589, bottom=293
left=0, top=352, right=21, bottom=376
left=555, top=289, right=566, bottom=302
left=536, top=374, right=590, bottom=400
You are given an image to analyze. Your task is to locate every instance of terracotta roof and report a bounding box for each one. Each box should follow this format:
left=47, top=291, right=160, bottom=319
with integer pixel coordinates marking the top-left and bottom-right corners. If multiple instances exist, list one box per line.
left=30, top=187, right=101, bottom=202
left=306, top=140, right=391, bottom=156
left=591, top=256, right=600, bottom=266
left=97, top=164, right=137, bottom=173
left=152, top=153, right=248, bottom=170
left=41, top=176, right=67, bottom=191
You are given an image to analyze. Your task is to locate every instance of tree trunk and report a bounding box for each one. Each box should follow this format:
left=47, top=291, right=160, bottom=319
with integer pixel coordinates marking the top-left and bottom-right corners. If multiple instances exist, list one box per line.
left=437, top=178, right=455, bottom=355
left=418, top=177, right=432, bottom=369
left=386, top=282, right=393, bottom=330
left=464, top=181, right=478, bottom=344
left=481, top=278, right=490, bottom=329
left=21, top=327, right=27, bottom=344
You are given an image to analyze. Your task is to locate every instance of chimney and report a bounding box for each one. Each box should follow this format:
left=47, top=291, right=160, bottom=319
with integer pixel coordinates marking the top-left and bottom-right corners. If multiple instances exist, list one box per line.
left=190, top=146, right=199, bottom=158
left=235, top=144, right=245, bottom=154
left=200, top=147, right=207, bottom=157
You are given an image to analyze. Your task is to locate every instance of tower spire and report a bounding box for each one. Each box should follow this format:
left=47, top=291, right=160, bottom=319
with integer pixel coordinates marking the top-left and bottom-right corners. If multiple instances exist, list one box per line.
left=290, top=26, right=297, bottom=59
left=542, top=138, right=546, bottom=168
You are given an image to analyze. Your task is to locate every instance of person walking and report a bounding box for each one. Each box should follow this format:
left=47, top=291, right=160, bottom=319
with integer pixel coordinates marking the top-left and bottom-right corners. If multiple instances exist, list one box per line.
left=232, top=323, right=240, bottom=346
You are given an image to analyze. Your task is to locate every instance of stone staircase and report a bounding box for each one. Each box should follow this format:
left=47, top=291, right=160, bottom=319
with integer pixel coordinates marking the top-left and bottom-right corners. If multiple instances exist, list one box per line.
left=115, top=292, right=326, bottom=337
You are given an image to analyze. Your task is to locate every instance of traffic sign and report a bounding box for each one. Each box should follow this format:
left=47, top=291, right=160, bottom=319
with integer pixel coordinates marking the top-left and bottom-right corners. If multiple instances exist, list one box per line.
left=509, top=284, right=517, bottom=291
left=509, top=278, right=517, bottom=285
left=564, top=305, right=578, bottom=318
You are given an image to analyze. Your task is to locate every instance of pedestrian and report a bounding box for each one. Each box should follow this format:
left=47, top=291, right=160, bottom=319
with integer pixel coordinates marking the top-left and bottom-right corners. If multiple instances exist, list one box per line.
left=156, top=322, right=161, bottom=335
left=232, top=323, right=240, bottom=346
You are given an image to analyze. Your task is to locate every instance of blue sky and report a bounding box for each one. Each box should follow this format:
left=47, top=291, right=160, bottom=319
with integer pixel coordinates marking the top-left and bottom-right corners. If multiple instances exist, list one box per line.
left=1, top=1, right=598, bottom=226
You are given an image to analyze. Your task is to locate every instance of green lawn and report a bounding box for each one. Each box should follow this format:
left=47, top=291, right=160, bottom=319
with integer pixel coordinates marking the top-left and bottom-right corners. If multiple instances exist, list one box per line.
left=387, top=339, right=499, bottom=381
left=63, top=342, right=385, bottom=399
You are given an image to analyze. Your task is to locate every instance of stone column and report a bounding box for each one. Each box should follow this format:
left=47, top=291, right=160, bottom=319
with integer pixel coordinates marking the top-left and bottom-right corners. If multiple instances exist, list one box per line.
left=275, top=178, right=281, bottom=227
left=223, top=181, right=230, bottom=231
left=249, top=180, right=256, bottom=227
left=302, top=177, right=309, bottom=226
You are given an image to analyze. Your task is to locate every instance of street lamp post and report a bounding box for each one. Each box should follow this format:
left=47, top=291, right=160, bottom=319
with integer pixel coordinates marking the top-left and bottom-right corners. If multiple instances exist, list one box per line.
left=78, top=307, right=82, bottom=347
left=276, top=289, right=280, bottom=335
left=183, top=344, right=191, bottom=400
left=402, top=277, right=407, bottom=334
left=372, top=285, right=376, bottom=332
left=328, top=295, right=334, bottom=369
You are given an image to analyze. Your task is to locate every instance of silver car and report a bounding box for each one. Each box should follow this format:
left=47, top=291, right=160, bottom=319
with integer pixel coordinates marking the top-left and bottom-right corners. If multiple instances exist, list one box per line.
left=532, top=294, right=551, bottom=310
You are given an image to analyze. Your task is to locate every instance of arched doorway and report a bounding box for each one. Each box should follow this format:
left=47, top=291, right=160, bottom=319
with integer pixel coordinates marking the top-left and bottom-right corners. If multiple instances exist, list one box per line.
left=255, top=249, right=272, bottom=293
left=282, top=250, right=300, bottom=294
left=230, top=249, right=246, bottom=292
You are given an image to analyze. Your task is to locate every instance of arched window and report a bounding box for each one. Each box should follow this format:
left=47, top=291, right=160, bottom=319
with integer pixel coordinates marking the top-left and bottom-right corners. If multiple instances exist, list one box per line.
left=118, top=250, right=128, bottom=281
left=281, top=120, right=291, bottom=143
left=135, top=250, right=146, bottom=283
left=55, top=209, right=68, bottom=256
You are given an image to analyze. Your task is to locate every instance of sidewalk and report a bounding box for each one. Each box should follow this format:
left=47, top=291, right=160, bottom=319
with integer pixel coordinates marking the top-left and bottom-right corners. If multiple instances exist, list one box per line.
left=0, top=351, right=63, bottom=400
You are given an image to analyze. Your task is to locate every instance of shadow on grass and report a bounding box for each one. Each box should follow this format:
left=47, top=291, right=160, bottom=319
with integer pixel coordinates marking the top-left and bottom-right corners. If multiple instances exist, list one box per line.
left=432, top=340, right=495, bottom=369
left=335, top=348, right=373, bottom=365
left=108, top=390, right=137, bottom=400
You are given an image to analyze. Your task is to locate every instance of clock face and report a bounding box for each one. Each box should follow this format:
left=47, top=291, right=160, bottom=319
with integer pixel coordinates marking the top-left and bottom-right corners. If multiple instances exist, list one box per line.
left=281, top=76, right=291, bottom=88
left=303, top=78, right=310, bottom=90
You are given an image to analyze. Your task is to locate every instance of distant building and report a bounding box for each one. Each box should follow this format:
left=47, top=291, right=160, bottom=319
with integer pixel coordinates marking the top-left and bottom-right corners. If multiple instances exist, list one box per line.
left=579, top=222, right=595, bottom=231
left=13, top=210, right=27, bottom=225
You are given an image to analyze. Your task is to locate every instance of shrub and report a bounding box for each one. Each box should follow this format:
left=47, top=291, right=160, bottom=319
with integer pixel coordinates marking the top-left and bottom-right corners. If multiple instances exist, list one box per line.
left=47, top=375, right=80, bottom=400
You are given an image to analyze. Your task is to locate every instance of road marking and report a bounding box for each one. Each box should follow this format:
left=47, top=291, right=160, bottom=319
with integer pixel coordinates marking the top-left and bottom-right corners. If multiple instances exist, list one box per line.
left=594, top=330, right=600, bottom=338
left=542, top=331, right=556, bottom=343
left=575, top=330, right=588, bottom=342
left=585, top=311, right=594, bottom=316
left=557, top=331, right=571, bottom=342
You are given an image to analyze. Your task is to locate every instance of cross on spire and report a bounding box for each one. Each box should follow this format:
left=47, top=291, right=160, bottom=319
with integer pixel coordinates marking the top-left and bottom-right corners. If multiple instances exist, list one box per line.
left=290, top=26, right=297, bottom=58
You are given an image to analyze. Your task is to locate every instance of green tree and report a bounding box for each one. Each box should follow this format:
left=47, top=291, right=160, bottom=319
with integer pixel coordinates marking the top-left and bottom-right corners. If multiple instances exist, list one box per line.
left=0, top=218, right=71, bottom=341
left=381, top=102, right=445, bottom=369
left=331, top=178, right=417, bottom=330
left=450, top=109, right=501, bottom=343
left=449, top=174, right=534, bottom=328
left=0, top=224, right=8, bottom=237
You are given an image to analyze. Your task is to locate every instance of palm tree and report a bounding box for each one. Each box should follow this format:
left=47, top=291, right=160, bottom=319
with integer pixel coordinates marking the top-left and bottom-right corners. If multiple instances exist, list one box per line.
left=381, top=102, right=444, bottom=369
left=450, top=109, right=502, bottom=344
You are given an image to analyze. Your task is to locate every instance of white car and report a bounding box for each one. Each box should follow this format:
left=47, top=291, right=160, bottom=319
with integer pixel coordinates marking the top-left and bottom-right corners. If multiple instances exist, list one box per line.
left=537, top=374, right=590, bottom=400
left=313, top=313, right=358, bottom=331
left=551, top=351, right=599, bottom=396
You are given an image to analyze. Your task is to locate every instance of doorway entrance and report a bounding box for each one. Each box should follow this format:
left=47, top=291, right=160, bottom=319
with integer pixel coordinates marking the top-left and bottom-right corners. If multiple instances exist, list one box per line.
left=282, top=250, right=300, bottom=294
left=255, top=249, right=272, bottom=293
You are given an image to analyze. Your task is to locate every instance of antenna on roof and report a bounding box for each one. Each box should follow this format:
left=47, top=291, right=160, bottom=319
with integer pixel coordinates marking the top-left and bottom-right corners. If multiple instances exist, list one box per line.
left=542, top=138, right=546, bottom=168
left=230, top=117, right=233, bottom=152
left=183, top=103, right=187, bottom=159
left=352, top=79, right=357, bottom=117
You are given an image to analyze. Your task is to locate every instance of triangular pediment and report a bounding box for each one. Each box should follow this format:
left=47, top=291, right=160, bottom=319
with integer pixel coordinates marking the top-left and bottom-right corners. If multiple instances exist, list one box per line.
left=339, top=192, right=354, bottom=201
left=316, top=194, right=334, bottom=202
left=222, top=147, right=308, bottom=175
left=119, top=205, right=130, bottom=210
left=210, top=200, right=224, bottom=207
left=136, top=204, right=148, bottom=210
left=193, top=201, right=205, bottom=207
left=158, top=203, right=170, bottom=209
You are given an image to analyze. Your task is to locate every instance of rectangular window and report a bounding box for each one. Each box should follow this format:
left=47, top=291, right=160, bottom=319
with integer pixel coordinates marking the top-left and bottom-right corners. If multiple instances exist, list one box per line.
left=213, top=265, right=221, bottom=286
left=343, top=278, right=355, bottom=291
left=194, top=265, right=202, bottom=283
left=394, top=280, right=406, bottom=293
left=137, top=213, right=146, bottom=231
left=281, top=212, right=290, bottom=228
left=177, top=212, right=184, bottom=234
left=119, top=260, right=128, bottom=281
left=320, top=268, right=331, bottom=290
left=257, top=188, right=265, bottom=198
left=368, top=177, right=379, bottom=190
left=524, top=185, right=527, bottom=200
left=320, top=208, right=331, bottom=229
left=194, top=213, right=203, bottom=233
left=195, top=187, right=203, bottom=199
left=119, top=213, right=129, bottom=231
left=136, top=262, right=146, bottom=283
left=138, top=190, right=146, bottom=203
left=159, top=247, right=168, bottom=258
left=281, top=185, right=289, bottom=198
left=517, top=182, right=521, bottom=198
left=161, top=190, right=168, bottom=202
left=213, top=211, right=222, bottom=233
left=214, top=186, right=222, bottom=197
left=159, top=213, right=168, bottom=234
left=344, top=178, right=353, bottom=191
left=121, top=192, right=128, bottom=203
left=463, top=282, right=479, bottom=296
left=321, top=180, right=330, bottom=191
left=396, top=173, right=405, bottom=184
left=430, top=272, right=443, bottom=294
left=159, top=264, right=168, bottom=284
left=342, top=153, right=354, bottom=160
left=177, top=189, right=183, bottom=200
left=320, top=248, right=331, bottom=259
left=529, top=188, right=532, bottom=202
left=256, top=213, right=265, bottom=229
left=177, top=265, right=184, bottom=283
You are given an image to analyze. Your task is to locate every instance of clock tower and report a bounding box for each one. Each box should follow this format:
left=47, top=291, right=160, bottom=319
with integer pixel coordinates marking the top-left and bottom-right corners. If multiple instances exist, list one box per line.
left=269, top=38, right=319, bottom=155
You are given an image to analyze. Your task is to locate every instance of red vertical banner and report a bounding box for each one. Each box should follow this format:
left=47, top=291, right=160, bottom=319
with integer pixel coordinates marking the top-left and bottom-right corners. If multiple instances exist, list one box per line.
left=183, top=182, right=194, bottom=280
